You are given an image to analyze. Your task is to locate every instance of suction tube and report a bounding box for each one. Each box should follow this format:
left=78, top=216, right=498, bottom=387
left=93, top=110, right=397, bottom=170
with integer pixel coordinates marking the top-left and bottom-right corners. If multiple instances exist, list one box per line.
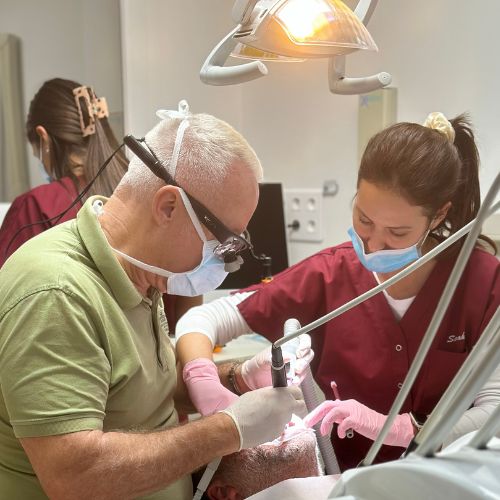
left=282, top=318, right=341, bottom=474
left=301, top=365, right=341, bottom=475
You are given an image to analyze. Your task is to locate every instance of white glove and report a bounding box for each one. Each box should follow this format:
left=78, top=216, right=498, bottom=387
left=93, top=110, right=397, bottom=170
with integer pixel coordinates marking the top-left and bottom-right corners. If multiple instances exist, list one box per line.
left=221, top=385, right=306, bottom=450
left=240, top=334, right=314, bottom=389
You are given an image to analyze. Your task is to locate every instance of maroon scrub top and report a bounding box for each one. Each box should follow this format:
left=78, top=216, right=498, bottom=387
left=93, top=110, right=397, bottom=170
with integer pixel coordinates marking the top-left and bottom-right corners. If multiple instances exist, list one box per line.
left=0, top=177, right=81, bottom=267
left=238, top=242, right=499, bottom=471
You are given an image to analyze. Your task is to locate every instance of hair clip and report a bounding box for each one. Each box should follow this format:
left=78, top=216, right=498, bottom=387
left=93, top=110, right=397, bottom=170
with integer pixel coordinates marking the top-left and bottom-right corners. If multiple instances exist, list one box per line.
left=73, top=85, right=109, bottom=137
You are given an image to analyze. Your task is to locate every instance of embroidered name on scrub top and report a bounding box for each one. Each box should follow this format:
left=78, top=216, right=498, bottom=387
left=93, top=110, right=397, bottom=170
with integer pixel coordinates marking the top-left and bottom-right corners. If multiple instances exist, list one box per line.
left=447, top=332, right=466, bottom=343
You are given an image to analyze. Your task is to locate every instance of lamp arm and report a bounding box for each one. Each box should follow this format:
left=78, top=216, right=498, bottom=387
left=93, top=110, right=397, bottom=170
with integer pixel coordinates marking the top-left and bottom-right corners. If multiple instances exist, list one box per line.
left=328, top=56, right=391, bottom=95
left=200, top=25, right=268, bottom=86
left=354, top=0, right=379, bottom=25
left=232, top=0, right=260, bottom=25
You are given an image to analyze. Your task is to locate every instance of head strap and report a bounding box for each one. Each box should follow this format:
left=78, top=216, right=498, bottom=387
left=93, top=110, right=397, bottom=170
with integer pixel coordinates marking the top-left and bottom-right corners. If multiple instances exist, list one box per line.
left=156, top=99, right=191, bottom=178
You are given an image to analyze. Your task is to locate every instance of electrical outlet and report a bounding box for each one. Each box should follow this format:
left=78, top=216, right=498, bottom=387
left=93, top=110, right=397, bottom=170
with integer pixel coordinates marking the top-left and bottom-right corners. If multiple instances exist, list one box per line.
left=284, top=188, right=323, bottom=242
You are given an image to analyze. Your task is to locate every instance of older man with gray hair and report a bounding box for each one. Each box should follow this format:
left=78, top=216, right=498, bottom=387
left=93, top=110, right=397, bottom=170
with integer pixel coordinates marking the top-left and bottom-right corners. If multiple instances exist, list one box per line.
left=0, top=102, right=306, bottom=499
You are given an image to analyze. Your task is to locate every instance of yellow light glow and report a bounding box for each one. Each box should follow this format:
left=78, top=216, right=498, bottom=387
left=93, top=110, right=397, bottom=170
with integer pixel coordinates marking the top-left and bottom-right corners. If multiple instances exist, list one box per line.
left=276, top=0, right=332, bottom=42
left=232, top=43, right=305, bottom=62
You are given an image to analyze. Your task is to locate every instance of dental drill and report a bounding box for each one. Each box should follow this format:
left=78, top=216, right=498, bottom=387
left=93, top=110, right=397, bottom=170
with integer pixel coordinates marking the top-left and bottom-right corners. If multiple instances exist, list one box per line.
left=271, top=344, right=287, bottom=388
left=271, top=318, right=300, bottom=388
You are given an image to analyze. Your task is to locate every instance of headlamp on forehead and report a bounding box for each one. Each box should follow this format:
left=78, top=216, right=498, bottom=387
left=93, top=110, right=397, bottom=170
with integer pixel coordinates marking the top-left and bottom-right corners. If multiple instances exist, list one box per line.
left=123, top=134, right=252, bottom=272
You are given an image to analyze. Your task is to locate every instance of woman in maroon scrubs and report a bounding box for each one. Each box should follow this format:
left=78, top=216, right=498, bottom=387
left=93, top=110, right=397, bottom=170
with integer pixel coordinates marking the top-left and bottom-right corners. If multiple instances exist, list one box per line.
left=175, top=112, right=499, bottom=471
left=0, top=77, right=199, bottom=329
left=0, top=77, right=128, bottom=267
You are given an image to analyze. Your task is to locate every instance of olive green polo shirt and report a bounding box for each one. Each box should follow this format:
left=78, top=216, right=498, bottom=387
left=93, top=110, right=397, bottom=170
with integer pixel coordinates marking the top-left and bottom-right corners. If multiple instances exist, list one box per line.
left=0, top=197, right=192, bottom=499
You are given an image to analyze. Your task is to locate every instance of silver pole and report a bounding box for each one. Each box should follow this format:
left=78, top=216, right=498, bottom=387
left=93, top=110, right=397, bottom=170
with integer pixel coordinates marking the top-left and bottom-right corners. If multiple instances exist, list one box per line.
left=413, top=308, right=500, bottom=457
left=467, top=402, right=500, bottom=450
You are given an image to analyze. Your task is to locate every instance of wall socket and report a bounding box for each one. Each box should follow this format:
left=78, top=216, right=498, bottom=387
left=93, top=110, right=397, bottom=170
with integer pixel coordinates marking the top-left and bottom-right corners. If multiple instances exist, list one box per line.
left=284, top=188, right=323, bottom=242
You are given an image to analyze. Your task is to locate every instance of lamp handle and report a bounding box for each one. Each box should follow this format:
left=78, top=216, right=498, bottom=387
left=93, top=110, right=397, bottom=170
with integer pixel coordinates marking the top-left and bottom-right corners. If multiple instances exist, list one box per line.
left=232, top=0, right=260, bottom=25
left=200, top=26, right=268, bottom=86
left=328, top=56, right=391, bottom=95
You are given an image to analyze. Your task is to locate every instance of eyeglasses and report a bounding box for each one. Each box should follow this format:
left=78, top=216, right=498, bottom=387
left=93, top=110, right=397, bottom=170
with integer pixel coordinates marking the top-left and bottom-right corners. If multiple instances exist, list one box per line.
left=123, top=135, right=252, bottom=268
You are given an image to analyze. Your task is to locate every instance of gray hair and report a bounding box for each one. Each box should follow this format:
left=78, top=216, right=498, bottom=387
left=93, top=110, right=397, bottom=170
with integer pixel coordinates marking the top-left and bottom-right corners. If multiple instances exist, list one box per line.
left=211, top=430, right=320, bottom=498
left=117, top=113, right=263, bottom=208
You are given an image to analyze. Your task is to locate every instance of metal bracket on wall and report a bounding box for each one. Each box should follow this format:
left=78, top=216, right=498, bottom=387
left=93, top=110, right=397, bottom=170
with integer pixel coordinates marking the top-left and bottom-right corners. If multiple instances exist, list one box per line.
left=323, top=180, right=339, bottom=197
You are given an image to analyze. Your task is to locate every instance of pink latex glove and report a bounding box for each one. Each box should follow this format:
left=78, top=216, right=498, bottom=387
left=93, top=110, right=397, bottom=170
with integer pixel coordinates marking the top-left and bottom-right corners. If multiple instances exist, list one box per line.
left=183, top=358, right=238, bottom=416
left=240, top=334, right=314, bottom=390
left=304, top=398, right=414, bottom=448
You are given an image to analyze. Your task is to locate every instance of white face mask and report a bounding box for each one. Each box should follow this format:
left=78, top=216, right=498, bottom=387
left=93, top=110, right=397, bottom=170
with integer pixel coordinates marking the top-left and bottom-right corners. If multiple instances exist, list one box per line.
left=110, top=189, right=228, bottom=297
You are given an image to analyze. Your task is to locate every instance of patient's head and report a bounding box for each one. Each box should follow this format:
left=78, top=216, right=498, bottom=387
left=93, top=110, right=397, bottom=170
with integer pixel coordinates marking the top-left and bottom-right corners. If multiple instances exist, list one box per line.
left=207, top=417, right=320, bottom=500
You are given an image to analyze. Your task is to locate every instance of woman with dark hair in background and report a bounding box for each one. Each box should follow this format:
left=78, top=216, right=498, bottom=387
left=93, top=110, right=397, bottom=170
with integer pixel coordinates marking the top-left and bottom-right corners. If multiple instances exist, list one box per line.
left=0, top=77, right=128, bottom=266
left=0, top=77, right=200, bottom=329
left=175, top=111, right=499, bottom=471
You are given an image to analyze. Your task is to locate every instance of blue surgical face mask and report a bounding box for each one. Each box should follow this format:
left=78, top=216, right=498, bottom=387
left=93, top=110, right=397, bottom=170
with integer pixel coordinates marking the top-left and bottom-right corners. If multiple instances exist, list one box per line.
left=109, top=190, right=229, bottom=297
left=166, top=238, right=228, bottom=296
left=38, top=161, right=53, bottom=184
left=348, top=225, right=430, bottom=274
left=38, top=137, right=53, bottom=183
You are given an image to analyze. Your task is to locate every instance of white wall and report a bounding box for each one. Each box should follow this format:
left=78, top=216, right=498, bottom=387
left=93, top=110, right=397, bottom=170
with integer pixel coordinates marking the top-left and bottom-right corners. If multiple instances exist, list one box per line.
left=348, top=0, right=499, bottom=193
left=238, top=60, right=359, bottom=264
left=0, top=0, right=123, bottom=189
left=121, top=0, right=500, bottom=265
left=121, top=0, right=242, bottom=138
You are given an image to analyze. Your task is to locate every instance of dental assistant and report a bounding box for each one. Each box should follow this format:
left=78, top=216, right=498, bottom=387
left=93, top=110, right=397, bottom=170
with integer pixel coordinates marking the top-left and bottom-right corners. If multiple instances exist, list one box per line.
left=0, top=78, right=198, bottom=332
left=176, top=112, right=500, bottom=471
left=0, top=78, right=128, bottom=267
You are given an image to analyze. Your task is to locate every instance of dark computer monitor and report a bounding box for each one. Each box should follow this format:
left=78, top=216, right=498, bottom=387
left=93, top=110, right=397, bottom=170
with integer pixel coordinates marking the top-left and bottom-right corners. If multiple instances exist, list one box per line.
left=219, top=183, right=289, bottom=290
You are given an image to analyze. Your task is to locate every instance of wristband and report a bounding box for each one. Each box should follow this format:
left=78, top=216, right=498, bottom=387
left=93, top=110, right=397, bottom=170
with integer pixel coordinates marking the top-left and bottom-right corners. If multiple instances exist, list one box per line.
left=228, top=362, right=243, bottom=395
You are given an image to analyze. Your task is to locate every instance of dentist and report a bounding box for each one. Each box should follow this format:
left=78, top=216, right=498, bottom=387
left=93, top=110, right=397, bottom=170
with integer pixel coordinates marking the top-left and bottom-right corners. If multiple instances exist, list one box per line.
left=0, top=103, right=306, bottom=499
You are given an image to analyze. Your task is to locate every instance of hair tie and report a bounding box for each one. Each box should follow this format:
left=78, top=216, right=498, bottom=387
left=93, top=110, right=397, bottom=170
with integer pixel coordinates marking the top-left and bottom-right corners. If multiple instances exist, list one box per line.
left=73, top=86, right=109, bottom=137
left=423, top=111, right=455, bottom=143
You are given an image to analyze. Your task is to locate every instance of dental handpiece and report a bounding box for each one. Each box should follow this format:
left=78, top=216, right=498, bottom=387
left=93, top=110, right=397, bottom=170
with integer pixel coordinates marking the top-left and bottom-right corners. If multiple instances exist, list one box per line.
left=272, top=318, right=302, bottom=387
left=271, top=344, right=287, bottom=388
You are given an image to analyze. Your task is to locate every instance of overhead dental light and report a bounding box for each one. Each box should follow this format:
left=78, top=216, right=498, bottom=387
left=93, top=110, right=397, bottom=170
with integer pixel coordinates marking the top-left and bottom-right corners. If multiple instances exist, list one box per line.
left=200, top=0, right=391, bottom=94
left=233, top=0, right=377, bottom=57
